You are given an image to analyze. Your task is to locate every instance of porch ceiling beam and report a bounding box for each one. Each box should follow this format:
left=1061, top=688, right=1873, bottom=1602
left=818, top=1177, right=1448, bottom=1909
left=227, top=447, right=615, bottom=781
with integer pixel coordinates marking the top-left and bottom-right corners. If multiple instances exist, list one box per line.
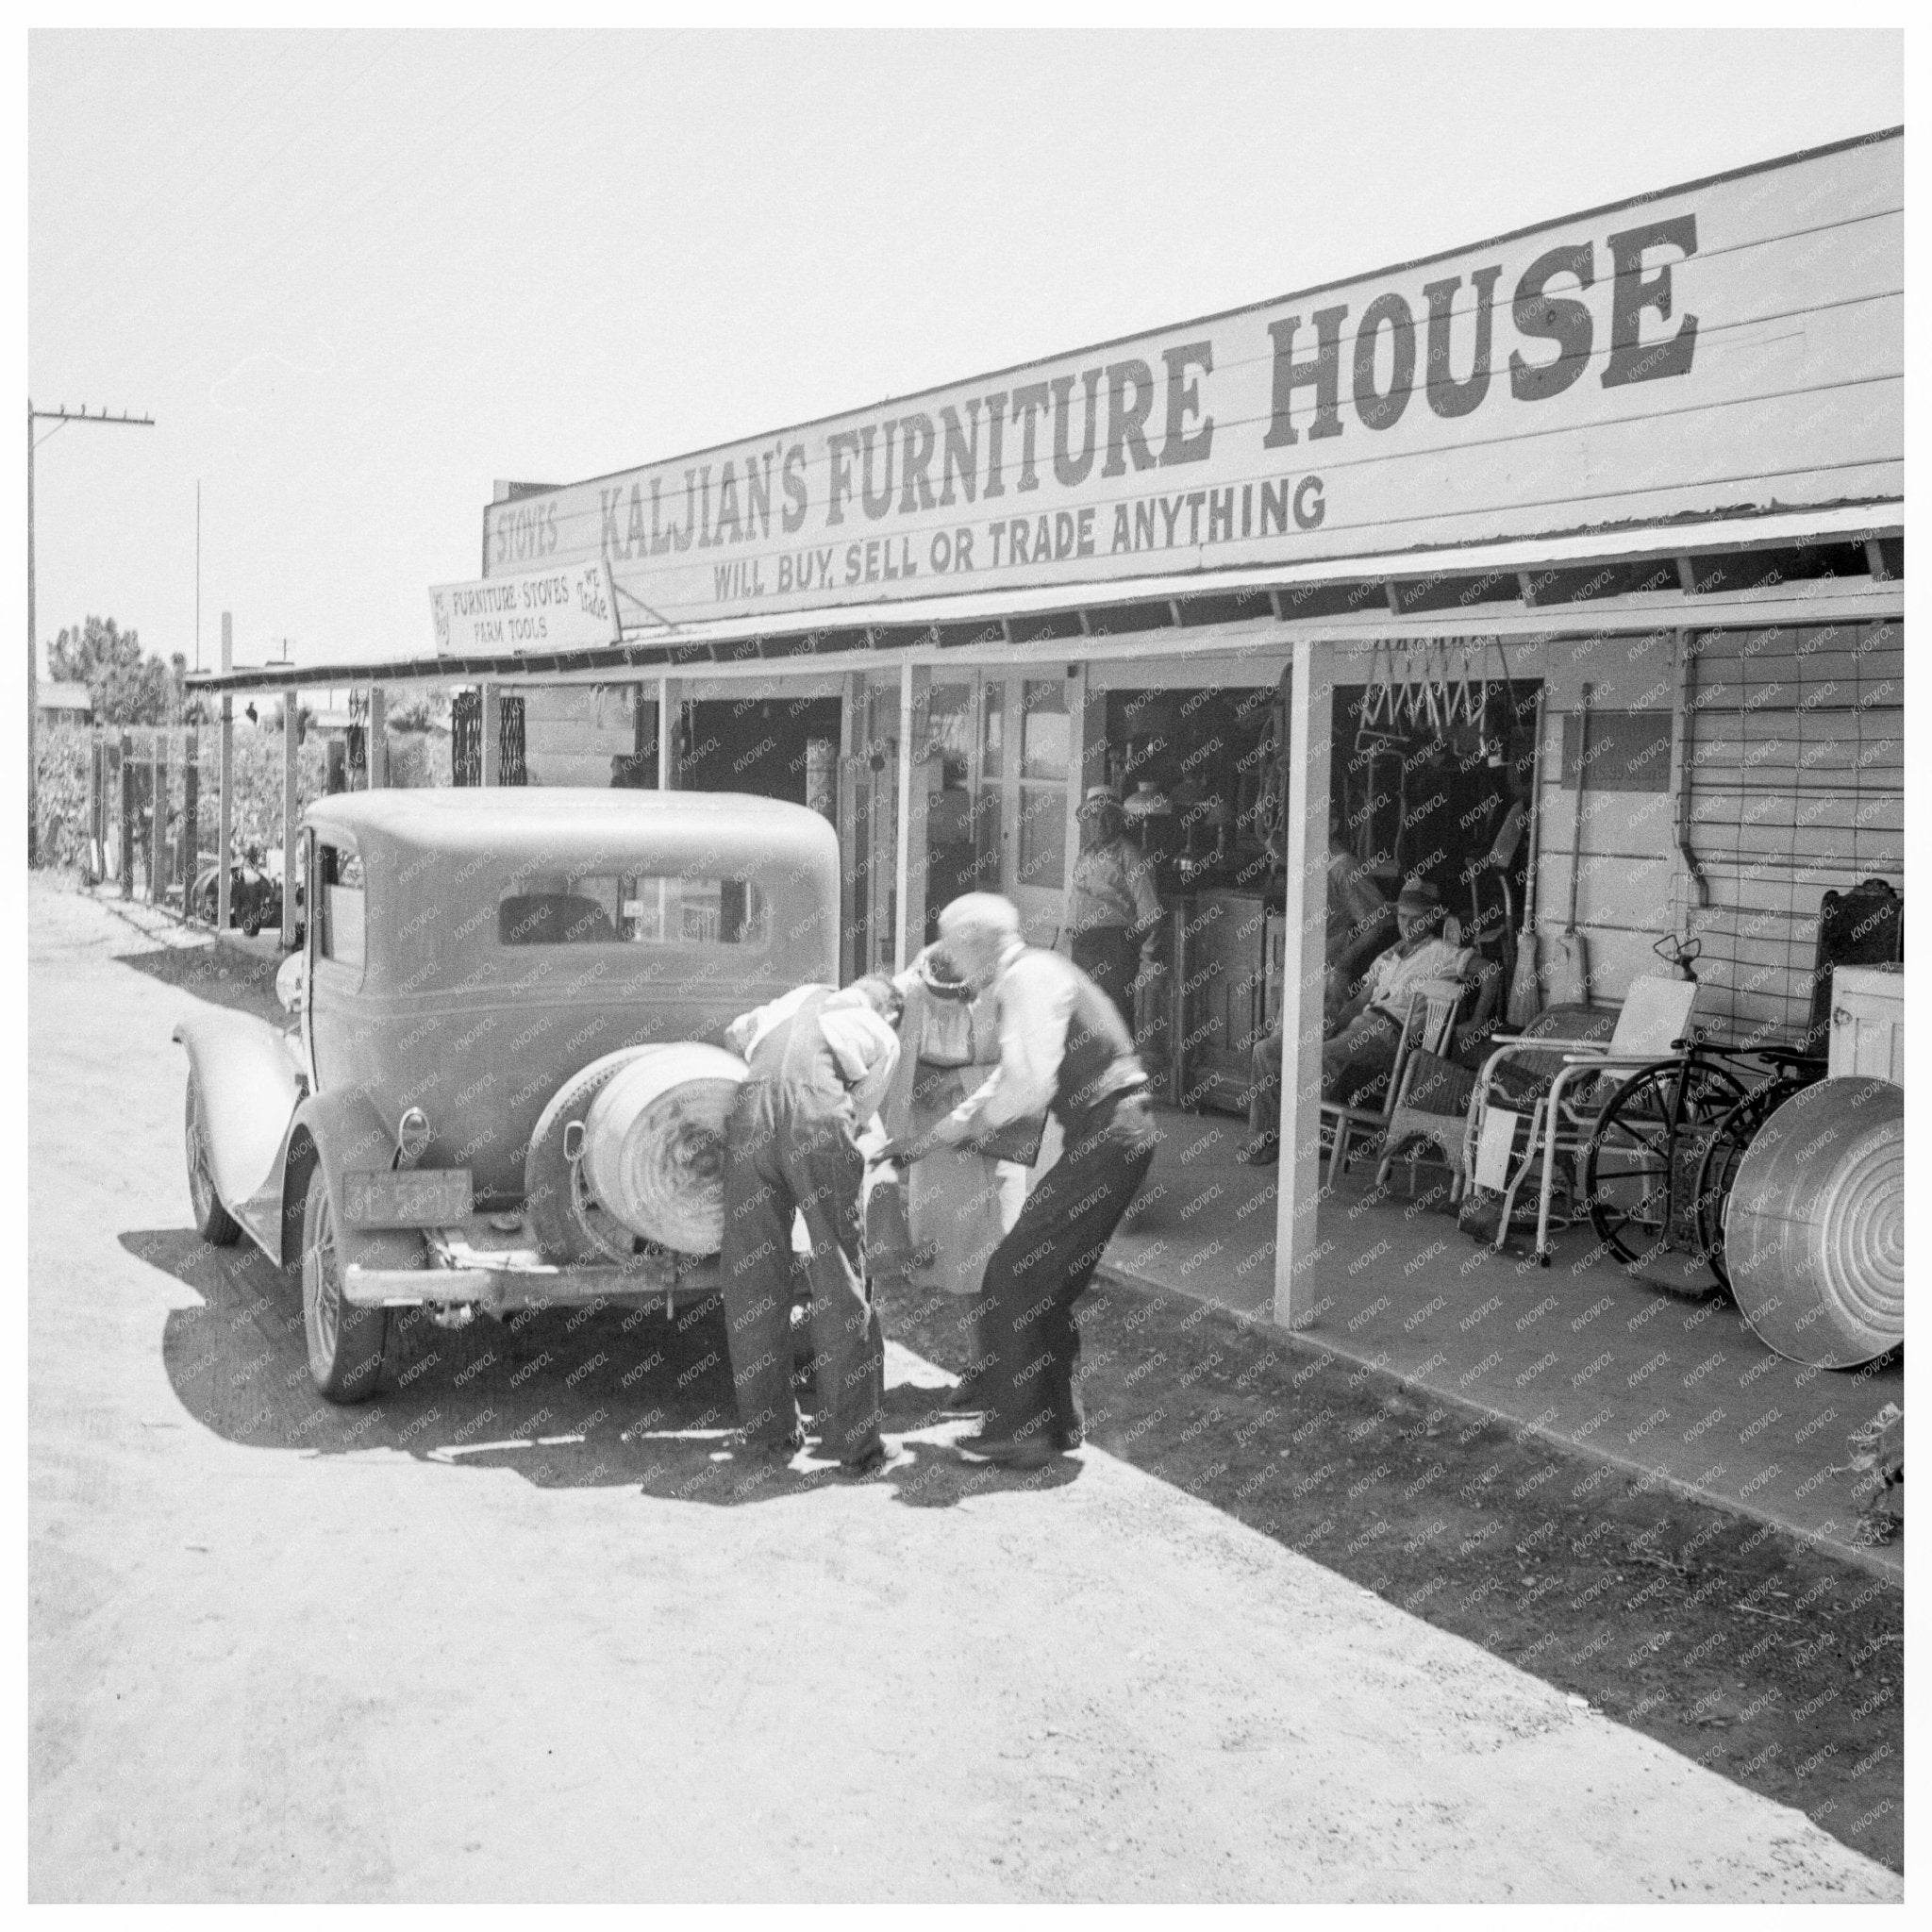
left=190, top=573, right=1905, bottom=697
left=186, top=502, right=1905, bottom=696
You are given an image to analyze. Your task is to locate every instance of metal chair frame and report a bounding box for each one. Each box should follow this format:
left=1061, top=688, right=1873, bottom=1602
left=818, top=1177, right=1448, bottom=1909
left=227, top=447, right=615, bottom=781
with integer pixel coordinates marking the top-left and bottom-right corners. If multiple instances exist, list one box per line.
left=1462, top=976, right=1700, bottom=1266
left=1321, top=978, right=1464, bottom=1174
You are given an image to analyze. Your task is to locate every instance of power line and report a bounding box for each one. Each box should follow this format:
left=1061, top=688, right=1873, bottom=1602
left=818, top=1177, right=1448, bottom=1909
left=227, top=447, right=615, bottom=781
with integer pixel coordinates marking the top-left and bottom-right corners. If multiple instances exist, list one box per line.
left=27, top=400, right=157, bottom=868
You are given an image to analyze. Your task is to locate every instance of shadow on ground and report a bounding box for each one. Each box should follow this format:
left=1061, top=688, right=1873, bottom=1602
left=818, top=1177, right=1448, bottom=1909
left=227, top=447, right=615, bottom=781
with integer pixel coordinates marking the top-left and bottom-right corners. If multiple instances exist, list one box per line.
left=123, top=1213, right=1903, bottom=1873
left=128, top=1227, right=1077, bottom=1514
left=105, top=907, right=1904, bottom=1874
left=114, top=941, right=285, bottom=1018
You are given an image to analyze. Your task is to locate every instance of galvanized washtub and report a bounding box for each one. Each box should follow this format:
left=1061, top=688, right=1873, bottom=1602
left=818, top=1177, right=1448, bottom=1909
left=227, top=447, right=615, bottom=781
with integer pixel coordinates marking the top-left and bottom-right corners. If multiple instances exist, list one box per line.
left=1724, top=1075, right=1904, bottom=1368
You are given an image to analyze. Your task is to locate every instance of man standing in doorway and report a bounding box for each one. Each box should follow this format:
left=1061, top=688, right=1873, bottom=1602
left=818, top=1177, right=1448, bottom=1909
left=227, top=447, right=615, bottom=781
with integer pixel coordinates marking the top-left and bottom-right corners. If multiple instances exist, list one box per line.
left=719, top=976, right=903, bottom=1476
left=1065, top=786, right=1162, bottom=1026
left=894, top=893, right=1157, bottom=1471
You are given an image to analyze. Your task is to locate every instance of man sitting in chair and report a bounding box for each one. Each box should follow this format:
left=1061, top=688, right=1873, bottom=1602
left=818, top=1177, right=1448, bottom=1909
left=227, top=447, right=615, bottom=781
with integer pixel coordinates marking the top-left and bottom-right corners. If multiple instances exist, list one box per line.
left=1241, top=876, right=1473, bottom=1165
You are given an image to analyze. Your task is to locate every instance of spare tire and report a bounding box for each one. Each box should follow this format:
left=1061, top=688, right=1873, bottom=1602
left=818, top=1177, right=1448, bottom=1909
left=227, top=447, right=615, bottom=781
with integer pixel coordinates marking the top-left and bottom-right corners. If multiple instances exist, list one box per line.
left=582, top=1043, right=747, bottom=1255
left=522, top=1046, right=662, bottom=1265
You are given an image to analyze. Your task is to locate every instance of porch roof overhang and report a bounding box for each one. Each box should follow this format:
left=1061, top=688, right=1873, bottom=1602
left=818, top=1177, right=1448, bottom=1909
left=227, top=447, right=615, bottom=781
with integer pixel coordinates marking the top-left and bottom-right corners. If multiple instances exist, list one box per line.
left=188, top=500, right=1903, bottom=695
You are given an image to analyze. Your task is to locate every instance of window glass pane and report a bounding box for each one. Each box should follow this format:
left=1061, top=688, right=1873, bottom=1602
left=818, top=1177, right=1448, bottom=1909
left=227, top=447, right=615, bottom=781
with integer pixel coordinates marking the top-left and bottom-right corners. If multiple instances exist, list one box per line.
left=498, top=874, right=766, bottom=946
left=1016, top=786, right=1065, bottom=890
left=980, top=680, right=1004, bottom=779
left=924, top=683, right=974, bottom=791
left=1021, top=680, right=1069, bottom=782
left=974, top=785, right=1002, bottom=875
left=317, top=845, right=364, bottom=971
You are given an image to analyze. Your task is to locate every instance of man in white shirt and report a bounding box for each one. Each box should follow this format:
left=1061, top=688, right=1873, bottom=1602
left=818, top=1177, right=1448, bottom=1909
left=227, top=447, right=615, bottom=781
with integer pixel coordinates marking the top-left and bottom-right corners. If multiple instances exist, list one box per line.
left=719, top=975, right=903, bottom=1476
left=891, top=893, right=1156, bottom=1470
left=1322, top=878, right=1472, bottom=1105
left=1241, top=876, right=1471, bottom=1164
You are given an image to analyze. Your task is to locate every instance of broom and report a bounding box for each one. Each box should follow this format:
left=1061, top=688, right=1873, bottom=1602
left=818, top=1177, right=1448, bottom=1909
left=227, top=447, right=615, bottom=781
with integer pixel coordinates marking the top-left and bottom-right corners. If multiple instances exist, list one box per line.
left=1507, top=687, right=1547, bottom=1025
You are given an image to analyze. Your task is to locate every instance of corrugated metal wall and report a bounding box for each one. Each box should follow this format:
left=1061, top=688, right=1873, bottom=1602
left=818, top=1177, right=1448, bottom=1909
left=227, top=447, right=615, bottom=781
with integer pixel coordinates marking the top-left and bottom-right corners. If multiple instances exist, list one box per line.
left=1680, top=620, right=1904, bottom=1042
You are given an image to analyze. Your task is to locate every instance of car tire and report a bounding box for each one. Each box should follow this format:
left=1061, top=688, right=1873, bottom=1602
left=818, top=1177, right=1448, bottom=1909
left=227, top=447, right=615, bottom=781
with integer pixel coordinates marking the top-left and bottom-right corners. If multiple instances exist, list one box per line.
left=184, top=1074, right=242, bottom=1246
left=301, top=1164, right=389, bottom=1403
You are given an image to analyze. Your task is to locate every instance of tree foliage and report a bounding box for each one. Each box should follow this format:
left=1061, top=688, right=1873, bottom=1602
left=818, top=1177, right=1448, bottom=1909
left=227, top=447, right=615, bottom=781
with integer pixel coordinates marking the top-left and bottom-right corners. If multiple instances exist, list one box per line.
left=47, top=615, right=185, bottom=725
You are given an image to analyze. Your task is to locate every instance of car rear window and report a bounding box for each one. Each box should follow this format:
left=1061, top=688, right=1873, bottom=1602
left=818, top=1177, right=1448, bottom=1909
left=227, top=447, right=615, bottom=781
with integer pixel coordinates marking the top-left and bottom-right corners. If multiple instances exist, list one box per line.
left=498, top=874, right=767, bottom=947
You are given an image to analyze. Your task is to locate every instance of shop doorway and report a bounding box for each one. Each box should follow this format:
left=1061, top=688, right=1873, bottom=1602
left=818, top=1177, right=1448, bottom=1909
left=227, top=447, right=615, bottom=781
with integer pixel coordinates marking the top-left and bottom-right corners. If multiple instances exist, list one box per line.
left=922, top=672, right=1071, bottom=946
left=683, top=695, right=841, bottom=811
left=1331, top=670, right=1542, bottom=1025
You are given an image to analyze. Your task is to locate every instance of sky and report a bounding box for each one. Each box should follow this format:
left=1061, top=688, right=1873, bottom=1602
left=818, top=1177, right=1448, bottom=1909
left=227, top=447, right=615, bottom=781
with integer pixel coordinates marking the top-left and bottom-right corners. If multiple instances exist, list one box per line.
left=27, top=27, right=1904, bottom=678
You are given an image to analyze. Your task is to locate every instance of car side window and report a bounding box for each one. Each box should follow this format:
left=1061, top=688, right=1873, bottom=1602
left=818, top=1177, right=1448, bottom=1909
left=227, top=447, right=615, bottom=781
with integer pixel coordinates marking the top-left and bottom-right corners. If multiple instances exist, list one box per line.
left=316, top=843, right=365, bottom=973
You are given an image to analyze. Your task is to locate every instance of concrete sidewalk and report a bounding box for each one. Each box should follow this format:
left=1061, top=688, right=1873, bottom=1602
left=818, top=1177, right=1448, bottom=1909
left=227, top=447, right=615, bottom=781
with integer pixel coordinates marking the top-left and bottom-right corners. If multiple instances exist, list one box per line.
left=1104, top=1108, right=1903, bottom=1580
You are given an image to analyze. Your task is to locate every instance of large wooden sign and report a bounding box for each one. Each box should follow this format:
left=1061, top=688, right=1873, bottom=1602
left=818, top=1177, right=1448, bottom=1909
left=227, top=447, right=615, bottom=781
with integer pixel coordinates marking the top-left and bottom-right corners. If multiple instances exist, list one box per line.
left=481, top=131, right=1901, bottom=628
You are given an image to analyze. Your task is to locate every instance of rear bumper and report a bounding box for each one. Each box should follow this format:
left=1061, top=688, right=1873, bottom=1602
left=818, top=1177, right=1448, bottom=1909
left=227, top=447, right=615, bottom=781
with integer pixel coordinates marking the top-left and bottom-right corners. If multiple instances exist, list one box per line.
left=341, top=1258, right=720, bottom=1312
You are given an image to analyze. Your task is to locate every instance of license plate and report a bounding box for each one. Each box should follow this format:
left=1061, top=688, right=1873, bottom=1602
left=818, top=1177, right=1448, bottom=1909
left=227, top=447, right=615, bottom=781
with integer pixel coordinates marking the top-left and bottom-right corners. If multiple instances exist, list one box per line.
left=342, top=1168, right=473, bottom=1227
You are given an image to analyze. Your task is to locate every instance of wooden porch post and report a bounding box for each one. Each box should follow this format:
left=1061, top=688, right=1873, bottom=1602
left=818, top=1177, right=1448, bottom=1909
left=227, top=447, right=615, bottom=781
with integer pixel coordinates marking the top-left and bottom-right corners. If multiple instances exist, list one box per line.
left=216, top=614, right=232, bottom=935
left=117, top=729, right=134, bottom=900
left=1274, top=636, right=1334, bottom=1331
left=1065, top=664, right=1103, bottom=953
left=181, top=732, right=198, bottom=911
left=658, top=676, right=680, bottom=789
left=368, top=686, right=388, bottom=789
left=839, top=671, right=860, bottom=984
left=480, top=683, right=501, bottom=786
left=85, top=729, right=100, bottom=880
left=281, top=686, right=299, bottom=948
left=148, top=730, right=165, bottom=903
left=893, top=658, right=931, bottom=973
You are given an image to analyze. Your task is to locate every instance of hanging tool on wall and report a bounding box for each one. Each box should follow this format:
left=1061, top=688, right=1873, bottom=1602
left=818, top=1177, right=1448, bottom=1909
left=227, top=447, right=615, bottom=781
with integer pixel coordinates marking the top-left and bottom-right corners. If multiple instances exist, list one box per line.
left=1543, top=680, right=1592, bottom=1007
left=1507, top=685, right=1547, bottom=1025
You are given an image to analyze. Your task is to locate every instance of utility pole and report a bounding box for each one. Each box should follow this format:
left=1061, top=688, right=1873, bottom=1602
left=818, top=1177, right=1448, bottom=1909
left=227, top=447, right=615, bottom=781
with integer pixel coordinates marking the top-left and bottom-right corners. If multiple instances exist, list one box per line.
left=27, top=400, right=156, bottom=866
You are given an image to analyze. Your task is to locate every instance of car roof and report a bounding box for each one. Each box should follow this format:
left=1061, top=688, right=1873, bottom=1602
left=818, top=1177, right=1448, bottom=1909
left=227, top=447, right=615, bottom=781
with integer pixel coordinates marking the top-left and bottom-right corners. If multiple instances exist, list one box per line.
left=303, top=787, right=833, bottom=867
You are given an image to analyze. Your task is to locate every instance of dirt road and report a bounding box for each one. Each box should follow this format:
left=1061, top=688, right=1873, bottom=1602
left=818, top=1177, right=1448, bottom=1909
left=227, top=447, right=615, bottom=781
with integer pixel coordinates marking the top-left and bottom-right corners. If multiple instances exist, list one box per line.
left=27, top=880, right=1901, bottom=1902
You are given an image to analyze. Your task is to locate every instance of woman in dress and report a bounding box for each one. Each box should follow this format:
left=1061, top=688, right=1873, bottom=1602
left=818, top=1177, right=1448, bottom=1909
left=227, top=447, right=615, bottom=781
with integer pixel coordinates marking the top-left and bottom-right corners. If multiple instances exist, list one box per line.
left=875, top=943, right=1031, bottom=1410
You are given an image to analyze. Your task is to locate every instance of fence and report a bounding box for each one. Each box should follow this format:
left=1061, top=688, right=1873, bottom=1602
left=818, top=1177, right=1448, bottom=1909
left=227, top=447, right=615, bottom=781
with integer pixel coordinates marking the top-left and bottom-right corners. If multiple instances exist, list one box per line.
left=33, top=719, right=454, bottom=912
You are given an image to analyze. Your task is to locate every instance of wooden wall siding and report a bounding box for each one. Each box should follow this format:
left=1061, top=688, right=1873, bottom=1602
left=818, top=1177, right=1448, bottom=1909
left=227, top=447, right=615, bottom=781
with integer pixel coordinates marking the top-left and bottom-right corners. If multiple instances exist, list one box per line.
left=1679, top=621, right=1903, bottom=1041
left=1519, top=628, right=1681, bottom=1006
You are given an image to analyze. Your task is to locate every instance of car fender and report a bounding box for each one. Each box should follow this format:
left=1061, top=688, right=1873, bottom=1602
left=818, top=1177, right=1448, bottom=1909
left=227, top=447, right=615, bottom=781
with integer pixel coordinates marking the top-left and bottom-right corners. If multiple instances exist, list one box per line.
left=279, top=1087, right=425, bottom=1275
left=173, top=1008, right=304, bottom=1225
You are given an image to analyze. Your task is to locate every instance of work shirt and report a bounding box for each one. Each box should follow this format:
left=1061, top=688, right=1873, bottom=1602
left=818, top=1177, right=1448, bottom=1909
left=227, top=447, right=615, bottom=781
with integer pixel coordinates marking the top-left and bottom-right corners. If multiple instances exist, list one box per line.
left=725, top=984, right=901, bottom=1124
left=941, top=944, right=1145, bottom=1141
left=1359, top=935, right=1474, bottom=1024
left=1067, top=836, right=1161, bottom=938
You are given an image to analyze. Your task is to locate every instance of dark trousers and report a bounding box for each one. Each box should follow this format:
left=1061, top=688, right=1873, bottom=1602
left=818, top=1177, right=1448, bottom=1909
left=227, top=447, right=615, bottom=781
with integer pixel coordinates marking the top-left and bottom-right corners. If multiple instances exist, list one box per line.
left=719, top=1078, right=884, bottom=1462
left=1071, top=927, right=1137, bottom=1034
left=978, top=1091, right=1158, bottom=1447
left=1248, top=1007, right=1401, bottom=1138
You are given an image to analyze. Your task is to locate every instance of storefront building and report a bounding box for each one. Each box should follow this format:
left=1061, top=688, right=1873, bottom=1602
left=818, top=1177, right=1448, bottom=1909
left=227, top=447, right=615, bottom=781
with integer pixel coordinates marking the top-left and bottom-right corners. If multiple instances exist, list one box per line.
left=192, top=127, right=1904, bottom=1337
